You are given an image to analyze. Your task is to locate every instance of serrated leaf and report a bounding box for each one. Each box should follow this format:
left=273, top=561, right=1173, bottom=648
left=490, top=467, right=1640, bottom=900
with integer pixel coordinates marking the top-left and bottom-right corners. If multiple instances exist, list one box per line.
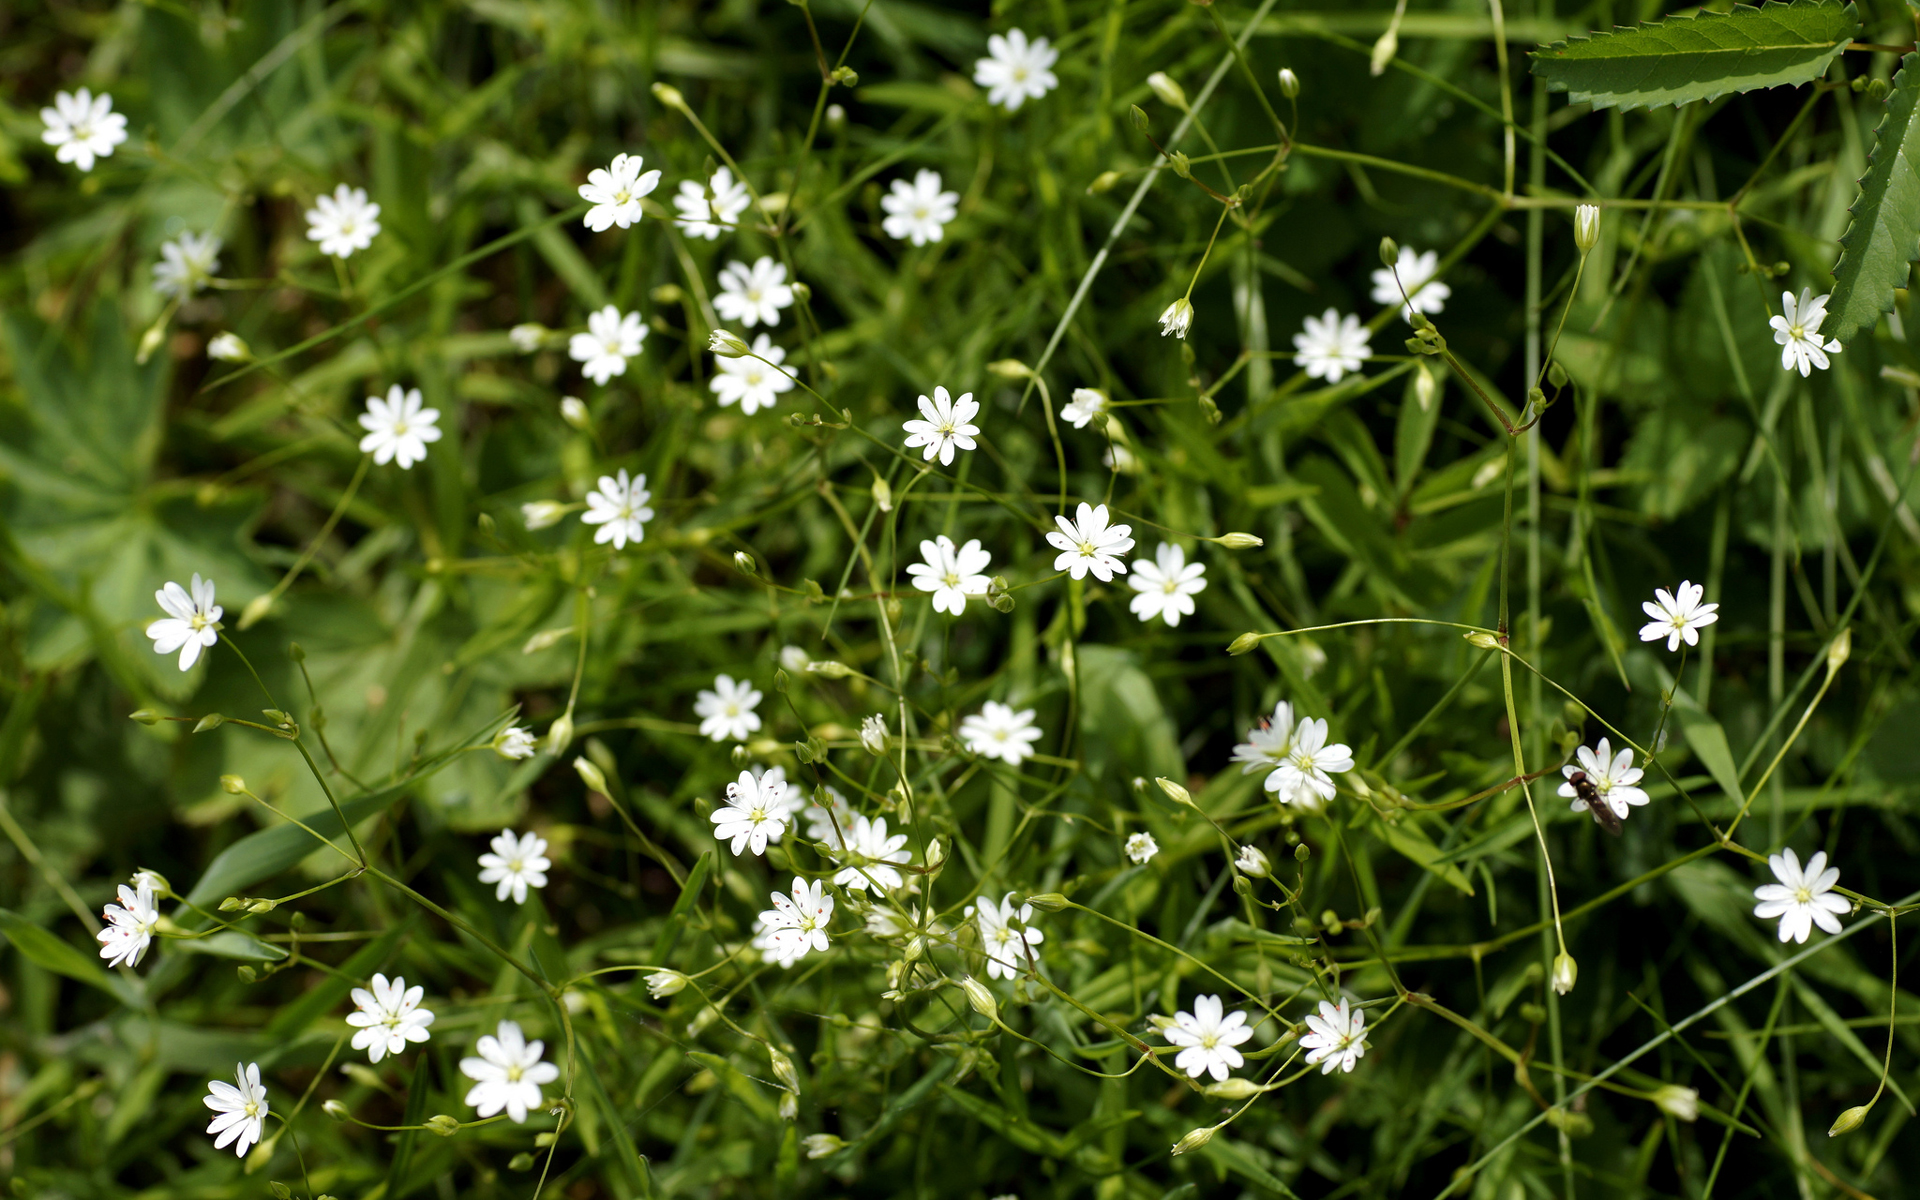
left=1826, top=52, right=1920, bottom=344
left=1529, top=0, right=1858, bottom=112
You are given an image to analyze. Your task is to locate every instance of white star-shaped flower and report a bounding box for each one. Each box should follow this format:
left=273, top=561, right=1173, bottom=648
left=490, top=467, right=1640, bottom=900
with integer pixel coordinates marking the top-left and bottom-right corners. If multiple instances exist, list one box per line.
left=358, top=384, right=442, bottom=468
left=831, top=815, right=912, bottom=892
left=1770, top=288, right=1842, bottom=377
left=1273, top=717, right=1354, bottom=805
left=460, top=1020, right=560, bottom=1123
left=205, top=1063, right=270, bottom=1157
left=579, top=152, right=661, bottom=232
left=347, top=973, right=435, bottom=1063
left=1753, top=848, right=1849, bottom=944
left=1127, top=542, right=1207, bottom=626
left=711, top=769, right=792, bottom=857
left=1166, top=994, right=1253, bottom=1081
left=710, top=332, right=795, bottom=414
left=1158, top=298, right=1194, bottom=340
left=97, top=878, right=159, bottom=969
left=902, top=386, right=980, bottom=466
left=1299, top=997, right=1370, bottom=1074
left=147, top=573, right=222, bottom=671
left=695, top=674, right=763, bottom=742
left=581, top=468, right=654, bottom=549
left=41, top=88, right=127, bottom=173
left=1370, top=246, right=1450, bottom=322
left=494, top=724, right=537, bottom=760
left=306, top=184, right=381, bottom=258
left=569, top=305, right=647, bottom=386
left=673, top=167, right=752, bottom=239
left=1046, top=502, right=1134, bottom=582
left=1234, top=845, right=1270, bottom=877
left=967, top=892, right=1042, bottom=980
left=1638, top=580, right=1719, bottom=652
left=154, top=232, right=222, bottom=298
left=881, top=169, right=958, bottom=246
left=1061, top=388, right=1107, bottom=428
left=906, top=535, right=993, bottom=616
left=972, top=28, right=1059, bottom=111
left=714, top=256, right=795, bottom=328
left=755, top=876, right=835, bottom=967
left=959, top=700, right=1042, bottom=766
left=1293, top=308, right=1371, bottom=382
left=1125, top=832, right=1160, bottom=865
left=1231, top=701, right=1301, bottom=799
left=1556, top=737, right=1649, bottom=823
left=476, top=829, right=551, bottom=903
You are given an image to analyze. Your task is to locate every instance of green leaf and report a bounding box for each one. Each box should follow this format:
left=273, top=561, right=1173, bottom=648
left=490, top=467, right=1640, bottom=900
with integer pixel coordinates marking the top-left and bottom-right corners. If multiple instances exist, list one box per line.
left=172, top=929, right=289, bottom=961
left=1377, top=817, right=1476, bottom=896
left=180, top=791, right=393, bottom=909
left=0, top=907, right=142, bottom=1007
left=1672, top=703, right=1745, bottom=803
left=1529, top=1, right=1858, bottom=112
left=1826, top=53, right=1920, bottom=345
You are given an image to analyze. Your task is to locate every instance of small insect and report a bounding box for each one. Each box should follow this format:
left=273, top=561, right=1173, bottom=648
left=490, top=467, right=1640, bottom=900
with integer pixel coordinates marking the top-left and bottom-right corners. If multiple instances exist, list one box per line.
left=1568, top=770, right=1622, bottom=837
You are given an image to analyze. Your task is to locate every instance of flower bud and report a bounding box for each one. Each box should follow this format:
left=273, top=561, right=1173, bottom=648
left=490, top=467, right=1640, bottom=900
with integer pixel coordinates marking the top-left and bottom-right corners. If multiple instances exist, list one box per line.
left=322, top=1099, right=350, bottom=1121
left=573, top=756, right=609, bottom=795
left=1574, top=203, right=1601, bottom=253
left=194, top=713, right=226, bottom=733
left=1088, top=170, right=1122, bottom=195
left=709, top=329, right=751, bottom=357
left=207, top=332, right=252, bottom=362
left=424, top=1114, right=461, bottom=1136
left=522, top=500, right=568, bottom=530
left=560, top=396, right=591, bottom=430
left=1369, top=27, right=1398, bottom=76
left=830, top=65, right=859, bottom=86
left=1464, top=630, right=1501, bottom=649
left=233, top=593, right=273, bottom=631
left=768, top=1046, right=799, bottom=1092
left=136, top=322, right=167, bottom=365
left=733, top=551, right=757, bottom=575
left=871, top=475, right=893, bottom=512
left=925, top=839, right=945, bottom=869
left=1211, top=532, right=1264, bottom=550
left=221, top=774, right=248, bottom=795
left=1155, top=776, right=1195, bottom=807
left=1379, top=237, right=1400, bottom=268
left=247, top=898, right=278, bottom=913
left=779, top=645, right=811, bottom=672
left=1171, top=1124, right=1218, bottom=1156
left=960, top=975, right=998, bottom=1021
left=1652, top=1085, right=1699, bottom=1122
left=508, top=323, right=546, bottom=353
left=1546, top=360, right=1569, bottom=389
left=1158, top=297, right=1194, bottom=340
left=806, top=660, right=854, bottom=679
left=129, top=708, right=164, bottom=725
left=1827, top=627, right=1851, bottom=674
left=1128, top=104, right=1150, bottom=131
left=1414, top=362, right=1437, bottom=411
left=1227, top=632, right=1263, bottom=656
left=1168, top=150, right=1192, bottom=179
left=1023, top=892, right=1068, bottom=912
left=1235, top=845, right=1270, bottom=877
left=1204, top=1078, right=1262, bottom=1100
left=1146, top=71, right=1189, bottom=111
left=802, top=1133, right=845, bottom=1159
left=987, top=358, right=1033, bottom=379
left=1277, top=68, right=1300, bottom=99
left=650, top=82, right=688, bottom=110
left=508, top=1152, right=536, bottom=1171
left=779, top=1090, right=797, bottom=1121
left=1829, top=1103, right=1871, bottom=1137
left=1550, top=952, right=1578, bottom=996
left=860, top=714, right=888, bottom=756
left=545, top=712, right=574, bottom=756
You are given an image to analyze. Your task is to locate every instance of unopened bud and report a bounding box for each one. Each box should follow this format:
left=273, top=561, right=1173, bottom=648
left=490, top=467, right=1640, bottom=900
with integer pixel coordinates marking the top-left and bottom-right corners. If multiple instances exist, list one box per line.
left=322, top=1100, right=350, bottom=1121
left=1128, top=104, right=1150, bottom=132
left=136, top=322, right=166, bottom=365
left=709, top=329, right=751, bottom=357
left=734, top=551, right=757, bottom=575
left=1211, top=532, right=1263, bottom=550
left=1827, top=627, right=1851, bottom=674
left=573, top=756, right=609, bottom=795
left=802, top=1133, right=845, bottom=1159
left=806, top=660, right=854, bottom=679
left=560, top=397, right=591, bottom=430
left=1829, top=1103, right=1871, bottom=1137
left=1227, top=632, right=1263, bottom=656
left=1155, top=776, right=1195, bottom=807
left=830, top=65, right=858, bottom=86
left=1369, top=27, right=1399, bottom=76
left=780, top=1090, right=797, bottom=1121
left=238, top=593, right=274, bottom=630
left=1088, top=170, right=1122, bottom=195
left=523, top=627, right=571, bottom=654
left=1379, top=237, right=1400, bottom=268
left=1574, top=203, right=1600, bottom=253
left=650, top=82, right=688, bottom=110
left=247, top=898, right=278, bottom=913
left=1235, top=845, right=1270, bottom=877
left=207, top=332, right=252, bottom=362
left=545, top=713, right=574, bottom=755
left=221, top=774, right=248, bottom=795
left=194, top=713, right=226, bottom=733
left=236, top=964, right=257, bottom=982
left=1465, top=630, right=1501, bottom=649
left=508, top=323, right=547, bottom=353
left=987, top=358, right=1033, bottom=379
left=925, top=839, right=945, bottom=869
left=1551, top=952, right=1578, bottom=996
left=1653, top=1085, right=1699, bottom=1122
left=1547, top=361, right=1569, bottom=389
left=860, top=714, right=888, bottom=756
left=1168, top=150, right=1191, bottom=179
left=1414, top=361, right=1437, bottom=411
left=768, top=1046, right=799, bottom=1092
left=1171, top=1125, right=1218, bottom=1156
left=130, top=708, right=164, bottom=725
left=871, top=476, right=893, bottom=512
left=508, top=1152, right=536, bottom=1171
left=1146, top=71, right=1189, bottom=111
left=1204, top=1078, right=1262, bottom=1100
left=1277, top=68, right=1300, bottom=99
left=1024, top=892, right=1068, bottom=912
left=521, top=500, right=567, bottom=530
left=1294, top=842, right=1311, bottom=863
left=424, top=1114, right=461, bottom=1136
left=960, top=975, right=998, bottom=1020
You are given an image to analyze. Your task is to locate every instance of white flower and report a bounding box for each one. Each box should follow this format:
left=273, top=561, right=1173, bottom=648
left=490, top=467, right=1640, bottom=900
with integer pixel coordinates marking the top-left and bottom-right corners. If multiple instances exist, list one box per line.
left=803, top=785, right=855, bottom=844
left=1574, top=203, right=1601, bottom=253
left=581, top=469, right=654, bottom=549
left=579, top=152, right=661, bottom=232
left=1232, top=701, right=1306, bottom=802
left=204, top=1063, right=269, bottom=1157
left=1753, top=848, right=1849, bottom=944
left=1235, top=845, right=1270, bottom=877
left=860, top=714, right=888, bottom=755
left=1299, top=997, right=1370, bottom=1074
left=901, top=387, right=981, bottom=467
left=831, top=815, right=912, bottom=892
left=714, top=257, right=794, bottom=328
left=1061, top=388, right=1107, bottom=428
left=153, top=232, right=222, bottom=298
left=494, top=724, right=537, bottom=760
left=779, top=644, right=812, bottom=673
left=967, top=892, right=1043, bottom=980
left=460, top=1020, right=560, bottom=1123
left=972, top=29, right=1059, bottom=111
left=755, top=876, right=835, bottom=967
left=880, top=169, right=958, bottom=246
left=40, top=88, right=127, bottom=172
left=97, top=880, right=159, bottom=969
left=1556, top=738, right=1649, bottom=822
left=305, top=184, right=381, bottom=259
left=645, top=970, right=688, bottom=999
left=1166, top=994, right=1253, bottom=1081
left=1047, top=502, right=1135, bottom=582
left=907, top=535, right=993, bottom=616
left=710, top=333, right=795, bottom=414
left=711, top=769, right=792, bottom=857
left=960, top=701, right=1043, bottom=766
left=695, top=674, right=763, bottom=742
left=1127, top=543, right=1207, bottom=626
left=673, top=167, right=752, bottom=239
left=1159, top=297, right=1194, bottom=339
left=147, top=573, right=223, bottom=671
left=1770, top=288, right=1842, bottom=377
left=206, top=332, right=250, bottom=361
left=569, top=305, right=647, bottom=386
left=1638, top=580, right=1719, bottom=651
left=347, top=973, right=435, bottom=1063
left=476, top=829, right=551, bottom=903
left=1292, top=308, right=1371, bottom=382
left=358, top=385, right=442, bottom=468
left=1125, top=832, right=1160, bottom=865
left=1274, top=717, right=1355, bottom=805
left=509, top=323, right=548, bottom=353
left=1369, top=246, right=1450, bottom=322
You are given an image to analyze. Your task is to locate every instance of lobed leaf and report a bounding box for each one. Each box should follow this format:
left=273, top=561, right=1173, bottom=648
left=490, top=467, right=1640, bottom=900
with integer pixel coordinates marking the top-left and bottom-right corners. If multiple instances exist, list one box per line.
left=1826, top=53, right=1920, bottom=345
left=1529, top=0, right=1858, bottom=112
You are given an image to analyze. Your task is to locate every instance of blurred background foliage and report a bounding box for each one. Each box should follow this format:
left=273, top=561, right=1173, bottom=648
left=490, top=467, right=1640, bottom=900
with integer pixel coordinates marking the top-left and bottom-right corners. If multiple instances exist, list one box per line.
left=1, top=0, right=1919, bottom=1197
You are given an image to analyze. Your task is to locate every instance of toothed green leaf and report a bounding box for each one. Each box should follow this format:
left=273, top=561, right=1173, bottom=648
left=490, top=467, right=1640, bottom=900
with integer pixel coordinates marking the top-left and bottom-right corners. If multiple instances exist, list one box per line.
left=1529, top=0, right=1857, bottom=112
left=1826, top=52, right=1920, bottom=345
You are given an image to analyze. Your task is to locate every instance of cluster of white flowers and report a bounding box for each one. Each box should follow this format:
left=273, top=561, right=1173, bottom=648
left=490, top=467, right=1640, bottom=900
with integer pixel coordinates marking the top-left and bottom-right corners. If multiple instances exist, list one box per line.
left=1231, top=700, right=1356, bottom=809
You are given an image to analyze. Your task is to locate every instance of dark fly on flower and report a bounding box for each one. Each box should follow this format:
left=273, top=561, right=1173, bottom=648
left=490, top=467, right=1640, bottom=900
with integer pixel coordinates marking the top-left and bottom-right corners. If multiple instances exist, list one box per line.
left=1568, top=770, right=1622, bottom=837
